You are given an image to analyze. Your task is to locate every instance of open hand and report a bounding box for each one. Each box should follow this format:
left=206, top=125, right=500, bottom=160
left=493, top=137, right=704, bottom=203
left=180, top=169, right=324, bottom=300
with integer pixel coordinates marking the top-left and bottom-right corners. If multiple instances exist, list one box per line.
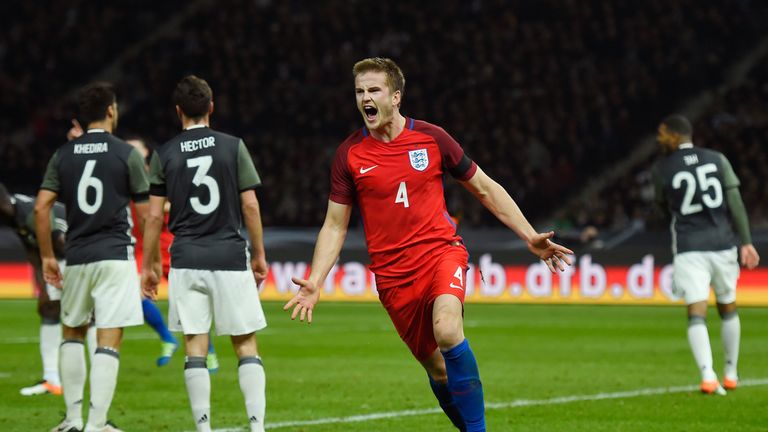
left=527, top=231, right=574, bottom=272
left=283, top=277, right=320, bottom=324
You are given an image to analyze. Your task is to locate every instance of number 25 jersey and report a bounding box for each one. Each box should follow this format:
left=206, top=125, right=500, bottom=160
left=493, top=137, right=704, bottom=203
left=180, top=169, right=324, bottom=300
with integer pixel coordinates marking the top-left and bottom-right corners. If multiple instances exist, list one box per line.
left=330, top=118, right=477, bottom=278
left=653, top=144, right=740, bottom=254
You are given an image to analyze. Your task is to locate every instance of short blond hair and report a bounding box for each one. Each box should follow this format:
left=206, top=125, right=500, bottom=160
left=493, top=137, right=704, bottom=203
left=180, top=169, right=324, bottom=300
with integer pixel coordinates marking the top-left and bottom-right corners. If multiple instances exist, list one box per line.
left=352, top=57, right=405, bottom=98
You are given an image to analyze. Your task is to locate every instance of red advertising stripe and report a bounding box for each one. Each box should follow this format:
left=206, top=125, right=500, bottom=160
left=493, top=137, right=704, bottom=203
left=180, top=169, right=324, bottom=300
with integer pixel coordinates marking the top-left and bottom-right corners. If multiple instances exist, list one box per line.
left=1, top=256, right=767, bottom=304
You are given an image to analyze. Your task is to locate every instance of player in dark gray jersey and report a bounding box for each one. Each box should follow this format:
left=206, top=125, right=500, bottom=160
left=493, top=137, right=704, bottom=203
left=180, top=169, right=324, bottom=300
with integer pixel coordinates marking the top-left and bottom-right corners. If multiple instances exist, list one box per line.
left=653, top=114, right=760, bottom=395
left=141, top=76, right=268, bottom=432
left=0, top=185, right=68, bottom=396
left=36, top=82, right=150, bottom=432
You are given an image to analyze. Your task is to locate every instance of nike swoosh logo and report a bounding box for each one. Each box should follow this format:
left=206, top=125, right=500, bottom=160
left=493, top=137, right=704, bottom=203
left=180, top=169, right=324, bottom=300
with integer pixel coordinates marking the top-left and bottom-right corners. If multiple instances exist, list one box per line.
left=449, top=283, right=464, bottom=291
left=359, top=165, right=378, bottom=174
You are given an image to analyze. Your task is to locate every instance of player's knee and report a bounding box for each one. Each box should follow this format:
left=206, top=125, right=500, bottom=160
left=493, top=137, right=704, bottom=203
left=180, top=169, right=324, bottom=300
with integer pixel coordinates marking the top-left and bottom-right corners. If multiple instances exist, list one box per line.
left=234, top=344, right=259, bottom=358
left=38, top=300, right=61, bottom=322
left=686, top=301, right=708, bottom=318
left=96, top=328, right=124, bottom=349
left=63, top=325, right=89, bottom=340
left=231, top=333, right=258, bottom=357
left=41, top=315, right=60, bottom=325
left=433, top=317, right=463, bottom=350
left=687, top=315, right=706, bottom=326
left=717, top=302, right=737, bottom=319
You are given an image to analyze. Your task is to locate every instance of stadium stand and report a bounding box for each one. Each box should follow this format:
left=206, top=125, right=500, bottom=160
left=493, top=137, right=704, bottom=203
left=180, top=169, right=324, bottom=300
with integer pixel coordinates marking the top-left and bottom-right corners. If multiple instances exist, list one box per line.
left=1, top=0, right=767, bottom=228
left=561, top=54, right=768, bottom=235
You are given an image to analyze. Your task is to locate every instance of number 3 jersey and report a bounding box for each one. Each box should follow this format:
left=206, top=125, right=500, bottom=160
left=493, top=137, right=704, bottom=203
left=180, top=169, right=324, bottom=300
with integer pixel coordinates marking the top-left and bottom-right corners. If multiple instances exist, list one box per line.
left=40, top=130, right=149, bottom=265
left=653, top=143, right=740, bottom=254
left=149, top=126, right=260, bottom=271
left=330, top=118, right=477, bottom=279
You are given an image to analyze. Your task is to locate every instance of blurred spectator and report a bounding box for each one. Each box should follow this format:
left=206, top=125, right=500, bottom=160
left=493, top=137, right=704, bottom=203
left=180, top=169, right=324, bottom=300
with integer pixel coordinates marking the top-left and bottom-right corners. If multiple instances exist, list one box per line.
left=1, top=0, right=766, bottom=228
left=565, top=55, right=768, bottom=232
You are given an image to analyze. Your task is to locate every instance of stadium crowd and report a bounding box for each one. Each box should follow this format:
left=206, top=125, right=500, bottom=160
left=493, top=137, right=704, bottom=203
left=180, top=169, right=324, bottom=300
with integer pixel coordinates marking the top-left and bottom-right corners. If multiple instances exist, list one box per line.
left=1, top=0, right=767, bottom=228
left=0, top=0, right=187, bottom=195
left=561, top=55, right=768, bottom=236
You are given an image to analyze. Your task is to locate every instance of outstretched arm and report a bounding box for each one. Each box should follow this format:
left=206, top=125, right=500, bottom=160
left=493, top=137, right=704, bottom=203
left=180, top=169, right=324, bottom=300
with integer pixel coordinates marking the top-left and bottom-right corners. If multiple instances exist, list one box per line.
left=460, top=166, right=573, bottom=272
left=34, top=190, right=62, bottom=288
left=283, top=200, right=352, bottom=323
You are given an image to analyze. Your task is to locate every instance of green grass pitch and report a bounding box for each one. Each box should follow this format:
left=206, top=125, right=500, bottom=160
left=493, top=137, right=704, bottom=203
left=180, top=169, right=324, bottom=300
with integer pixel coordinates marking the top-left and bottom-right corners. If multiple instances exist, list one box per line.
left=1, top=300, right=766, bottom=431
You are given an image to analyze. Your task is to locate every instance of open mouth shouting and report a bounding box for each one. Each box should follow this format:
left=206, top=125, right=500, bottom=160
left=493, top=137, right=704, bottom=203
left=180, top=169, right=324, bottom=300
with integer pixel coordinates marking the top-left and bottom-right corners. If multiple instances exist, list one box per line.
left=363, top=105, right=378, bottom=123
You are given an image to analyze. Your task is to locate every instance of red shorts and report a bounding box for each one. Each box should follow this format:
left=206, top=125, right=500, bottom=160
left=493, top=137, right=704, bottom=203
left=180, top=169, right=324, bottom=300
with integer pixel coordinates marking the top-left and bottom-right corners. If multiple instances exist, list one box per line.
left=376, top=244, right=469, bottom=362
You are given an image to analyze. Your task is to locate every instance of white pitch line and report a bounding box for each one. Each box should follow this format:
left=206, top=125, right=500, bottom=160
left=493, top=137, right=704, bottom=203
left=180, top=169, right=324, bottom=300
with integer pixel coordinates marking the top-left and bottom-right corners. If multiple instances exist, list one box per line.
left=199, top=378, right=768, bottom=432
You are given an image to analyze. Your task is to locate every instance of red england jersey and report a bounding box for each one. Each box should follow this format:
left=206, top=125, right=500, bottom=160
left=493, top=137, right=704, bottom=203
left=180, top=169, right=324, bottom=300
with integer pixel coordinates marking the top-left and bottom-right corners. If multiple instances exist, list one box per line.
left=330, top=117, right=477, bottom=278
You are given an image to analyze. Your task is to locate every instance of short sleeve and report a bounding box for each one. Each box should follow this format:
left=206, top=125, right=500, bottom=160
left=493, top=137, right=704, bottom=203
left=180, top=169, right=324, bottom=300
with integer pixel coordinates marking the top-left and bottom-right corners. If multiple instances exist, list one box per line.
left=329, top=144, right=355, bottom=205
left=127, top=148, right=150, bottom=202
left=430, top=126, right=477, bottom=181
left=148, top=151, right=166, bottom=196
left=40, top=151, right=60, bottom=192
left=720, top=154, right=740, bottom=189
left=237, top=140, right=261, bottom=191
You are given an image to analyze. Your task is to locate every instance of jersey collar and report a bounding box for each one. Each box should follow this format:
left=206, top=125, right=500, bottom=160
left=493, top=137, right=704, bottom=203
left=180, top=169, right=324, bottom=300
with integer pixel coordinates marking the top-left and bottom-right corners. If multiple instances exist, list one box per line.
left=678, top=142, right=694, bottom=149
left=362, top=117, right=414, bottom=139
left=184, top=124, right=207, bottom=130
left=87, top=128, right=106, bottom=133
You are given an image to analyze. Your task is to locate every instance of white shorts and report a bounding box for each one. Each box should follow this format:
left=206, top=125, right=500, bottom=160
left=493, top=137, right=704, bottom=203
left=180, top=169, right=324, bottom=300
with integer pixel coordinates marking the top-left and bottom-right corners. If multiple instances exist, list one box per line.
left=45, top=260, right=66, bottom=301
left=168, top=267, right=267, bottom=336
left=672, top=247, right=739, bottom=305
left=61, top=260, right=143, bottom=328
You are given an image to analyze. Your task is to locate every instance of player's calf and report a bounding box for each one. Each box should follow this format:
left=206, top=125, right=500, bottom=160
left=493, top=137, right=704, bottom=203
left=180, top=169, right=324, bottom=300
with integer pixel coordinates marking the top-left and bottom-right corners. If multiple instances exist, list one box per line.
left=717, top=305, right=740, bottom=388
left=238, top=356, right=266, bottom=432
left=421, top=350, right=465, bottom=430
left=38, top=299, right=61, bottom=320
left=23, top=312, right=63, bottom=396
left=184, top=356, right=212, bottom=432
left=86, top=347, right=121, bottom=431
left=441, top=339, right=485, bottom=431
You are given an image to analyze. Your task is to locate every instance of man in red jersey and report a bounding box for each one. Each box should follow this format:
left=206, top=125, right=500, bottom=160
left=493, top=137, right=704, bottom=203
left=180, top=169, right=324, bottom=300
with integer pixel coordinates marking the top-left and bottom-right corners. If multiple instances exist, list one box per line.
left=284, top=58, right=573, bottom=431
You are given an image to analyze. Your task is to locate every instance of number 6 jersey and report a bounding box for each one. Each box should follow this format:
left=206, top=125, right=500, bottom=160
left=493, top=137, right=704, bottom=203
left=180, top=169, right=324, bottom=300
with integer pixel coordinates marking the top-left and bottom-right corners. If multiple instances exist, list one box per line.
left=330, top=118, right=477, bottom=279
left=40, top=129, right=149, bottom=265
left=653, top=143, right=740, bottom=254
left=149, top=126, right=260, bottom=271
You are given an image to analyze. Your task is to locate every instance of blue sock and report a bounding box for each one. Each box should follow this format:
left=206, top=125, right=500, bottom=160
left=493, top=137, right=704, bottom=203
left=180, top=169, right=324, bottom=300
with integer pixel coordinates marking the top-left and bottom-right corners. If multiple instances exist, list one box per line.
left=428, top=374, right=466, bottom=431
left=208, top=335, right=215, bottom=354
left=442, top=339, right=485, bottom=432
left=141, top=298, right=176, bottom=344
